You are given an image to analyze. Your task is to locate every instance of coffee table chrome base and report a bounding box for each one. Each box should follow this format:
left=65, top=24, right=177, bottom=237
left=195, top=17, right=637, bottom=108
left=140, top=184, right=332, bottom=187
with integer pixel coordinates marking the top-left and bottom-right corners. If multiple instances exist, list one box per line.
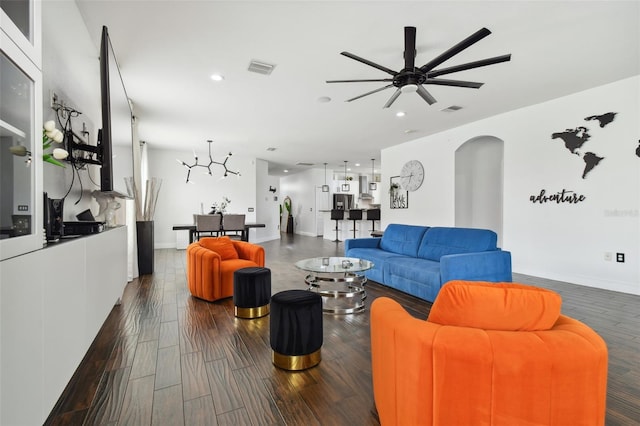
left=305, top=273, right=367, bottom=314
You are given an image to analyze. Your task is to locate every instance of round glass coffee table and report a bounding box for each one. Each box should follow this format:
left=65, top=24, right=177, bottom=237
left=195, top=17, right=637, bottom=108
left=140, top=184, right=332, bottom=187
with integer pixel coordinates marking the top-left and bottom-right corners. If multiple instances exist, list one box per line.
left=294, top=257, right=374, bottom=314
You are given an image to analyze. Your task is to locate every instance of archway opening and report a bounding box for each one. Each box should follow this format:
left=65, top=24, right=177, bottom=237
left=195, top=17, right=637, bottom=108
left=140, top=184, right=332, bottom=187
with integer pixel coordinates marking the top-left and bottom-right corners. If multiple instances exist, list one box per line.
left=455, top=136, right=504, bottom=246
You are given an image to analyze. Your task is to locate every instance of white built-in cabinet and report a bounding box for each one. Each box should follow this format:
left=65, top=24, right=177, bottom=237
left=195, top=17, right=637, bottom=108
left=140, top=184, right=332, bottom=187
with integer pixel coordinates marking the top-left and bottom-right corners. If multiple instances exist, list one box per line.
left=1, top=227, right=128, bottom=425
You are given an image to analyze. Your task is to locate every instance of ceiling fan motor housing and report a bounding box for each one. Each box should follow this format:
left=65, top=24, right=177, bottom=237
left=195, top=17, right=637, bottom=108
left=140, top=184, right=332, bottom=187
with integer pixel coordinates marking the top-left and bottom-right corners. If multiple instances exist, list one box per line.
left=394, top=70, right=426, bottom=88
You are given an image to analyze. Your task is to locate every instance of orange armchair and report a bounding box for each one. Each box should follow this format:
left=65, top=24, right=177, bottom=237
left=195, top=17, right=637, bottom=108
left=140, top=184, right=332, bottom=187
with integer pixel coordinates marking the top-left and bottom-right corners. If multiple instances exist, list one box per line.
left=371, top=280, right=608, bottom=426
left=186, top=236, right=265, bottom=302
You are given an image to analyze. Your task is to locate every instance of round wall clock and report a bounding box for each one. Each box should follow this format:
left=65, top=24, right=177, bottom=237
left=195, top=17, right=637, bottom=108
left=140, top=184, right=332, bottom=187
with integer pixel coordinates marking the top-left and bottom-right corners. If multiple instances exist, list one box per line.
left=400, top=160, right=425, bottom=191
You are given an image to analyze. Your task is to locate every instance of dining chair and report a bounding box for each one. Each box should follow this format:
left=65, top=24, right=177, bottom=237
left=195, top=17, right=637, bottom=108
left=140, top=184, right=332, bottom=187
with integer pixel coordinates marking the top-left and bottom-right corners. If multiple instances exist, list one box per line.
left=222, top=214, right=246, bottom=240
left=195, top=214, right=222, bottom=239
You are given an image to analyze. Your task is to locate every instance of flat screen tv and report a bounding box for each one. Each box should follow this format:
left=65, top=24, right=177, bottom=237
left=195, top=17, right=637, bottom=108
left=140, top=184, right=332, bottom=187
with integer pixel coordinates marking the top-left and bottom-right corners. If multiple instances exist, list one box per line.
left=99, top=25, right=133, bottom=194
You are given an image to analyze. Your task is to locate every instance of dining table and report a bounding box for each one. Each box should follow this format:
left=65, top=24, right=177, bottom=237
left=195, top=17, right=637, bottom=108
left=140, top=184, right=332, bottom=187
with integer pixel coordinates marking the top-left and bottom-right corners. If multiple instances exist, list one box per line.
left=172, top=222, right=266, bottom=243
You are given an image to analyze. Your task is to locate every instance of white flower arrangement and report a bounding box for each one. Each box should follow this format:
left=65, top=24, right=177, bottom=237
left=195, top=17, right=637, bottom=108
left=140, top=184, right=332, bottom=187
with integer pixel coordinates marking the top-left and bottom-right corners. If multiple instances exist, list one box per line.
left=43, top=120, right=68, bottom=167
left=210, top=196, right=231, bottom=214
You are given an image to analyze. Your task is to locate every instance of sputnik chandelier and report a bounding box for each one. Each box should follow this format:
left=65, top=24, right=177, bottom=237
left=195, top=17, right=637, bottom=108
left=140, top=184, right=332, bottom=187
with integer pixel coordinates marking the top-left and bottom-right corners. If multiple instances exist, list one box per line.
left=177, top=139, right=240, bottom=183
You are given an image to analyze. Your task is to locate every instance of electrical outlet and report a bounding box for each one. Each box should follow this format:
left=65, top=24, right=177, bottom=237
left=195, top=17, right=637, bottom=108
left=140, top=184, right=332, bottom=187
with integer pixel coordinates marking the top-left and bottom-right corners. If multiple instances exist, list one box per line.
left=50, top=90, right=59, bottom=108
left=17, top=205, right=28, bottom=211
left=604, top=252, right=612, bottom=261
left=616, top=253, right=625, bottom=263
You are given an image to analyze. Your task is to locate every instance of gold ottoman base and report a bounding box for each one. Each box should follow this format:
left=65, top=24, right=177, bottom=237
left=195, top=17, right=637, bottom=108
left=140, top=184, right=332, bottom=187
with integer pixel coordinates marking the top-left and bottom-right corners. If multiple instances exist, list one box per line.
left=235, top=304, right=270, bottom=319
left=272, top=348, right=322, bottom=371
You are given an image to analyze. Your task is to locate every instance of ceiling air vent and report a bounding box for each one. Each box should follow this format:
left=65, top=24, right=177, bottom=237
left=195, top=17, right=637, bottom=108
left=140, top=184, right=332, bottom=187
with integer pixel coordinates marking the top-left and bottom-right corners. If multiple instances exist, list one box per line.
left=248, top=60, right=276, bottom=75
left=296, top=162, right=314, bottom=166
left=441, top=105, right=463, bottom=112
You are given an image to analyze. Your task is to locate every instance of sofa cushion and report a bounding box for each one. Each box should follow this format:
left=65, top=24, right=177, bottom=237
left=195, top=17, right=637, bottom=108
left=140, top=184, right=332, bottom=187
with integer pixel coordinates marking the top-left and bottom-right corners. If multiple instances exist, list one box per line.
left=418, top=227, right=497, bottom=261
left=427, top=281, right=562, bottom=331
left=346, top=247, right=405, bottom=283
left=384, top=257, right=442, bottom=301
left=199, top=236, right=239, bottom=260
left=379, top=224, right=429, bottom=257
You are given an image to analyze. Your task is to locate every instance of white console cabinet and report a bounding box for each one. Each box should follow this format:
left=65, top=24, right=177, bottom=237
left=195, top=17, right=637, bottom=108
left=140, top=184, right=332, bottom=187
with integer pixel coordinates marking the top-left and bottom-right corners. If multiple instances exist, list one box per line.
left=0, top=226, right=127, bottom=425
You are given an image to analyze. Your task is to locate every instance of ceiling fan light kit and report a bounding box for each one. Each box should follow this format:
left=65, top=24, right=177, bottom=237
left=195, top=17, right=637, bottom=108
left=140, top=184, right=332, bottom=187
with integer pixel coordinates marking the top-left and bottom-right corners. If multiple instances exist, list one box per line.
left=400, top=84, right=418, bottom=93
left=327, top=26, right=511, bottom=108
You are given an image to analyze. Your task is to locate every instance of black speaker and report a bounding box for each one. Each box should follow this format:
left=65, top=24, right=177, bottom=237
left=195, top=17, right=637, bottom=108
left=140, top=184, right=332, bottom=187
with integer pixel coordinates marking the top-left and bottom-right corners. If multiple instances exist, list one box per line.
left=44, top=193, right=64, bottom=239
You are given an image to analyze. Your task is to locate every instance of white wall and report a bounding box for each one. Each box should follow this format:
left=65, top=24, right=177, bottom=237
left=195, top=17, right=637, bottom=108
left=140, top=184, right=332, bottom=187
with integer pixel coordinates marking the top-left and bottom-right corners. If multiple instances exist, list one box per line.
left=147, top=146, right=284, bottom=247
left=382, top=76, right=640, bottom=295
left=41, top=0, right=102, bottom=217
left=255, top=159, right=281, bottom=242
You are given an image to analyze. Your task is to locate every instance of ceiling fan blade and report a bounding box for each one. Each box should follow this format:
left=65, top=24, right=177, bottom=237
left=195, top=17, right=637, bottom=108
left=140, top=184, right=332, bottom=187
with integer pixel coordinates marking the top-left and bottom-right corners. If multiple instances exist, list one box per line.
left=341, top=52, right=398, bottom=76
left=326, top=78, right=394, bottom=83
left=427, top=54, right=512, bottom=78
left=416, top=85, right=437, bottom=105
left=404, top=26, right=416, bottom=70
left=383, top=89, right=402, bottom=108
left=424, top=78, right=484, bottom=89
left=346, top=84, right=394, bottom=102
left=419, top=27, right=492, bottom=73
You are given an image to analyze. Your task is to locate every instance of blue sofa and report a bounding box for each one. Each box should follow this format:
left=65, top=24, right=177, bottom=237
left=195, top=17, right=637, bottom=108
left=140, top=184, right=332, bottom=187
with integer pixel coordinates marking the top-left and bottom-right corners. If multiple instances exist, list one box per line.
left=344, top=224, right=512, bottom=302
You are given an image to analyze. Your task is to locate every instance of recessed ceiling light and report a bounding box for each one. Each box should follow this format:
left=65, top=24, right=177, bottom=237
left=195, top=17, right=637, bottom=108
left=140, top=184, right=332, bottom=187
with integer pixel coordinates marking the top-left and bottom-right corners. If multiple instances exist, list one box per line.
left=266, top=147, right=277, bottom=151
left=404, top=129, right=418, bottom=134
left=396, top=111, right=406, bottom=117
left=283, top=169, right=289, bottom=173
left=317, top=96, right=332, bottom=103
left=210, top=74, right=224, bottom=81
left=354, top=163, right=360, bottom=167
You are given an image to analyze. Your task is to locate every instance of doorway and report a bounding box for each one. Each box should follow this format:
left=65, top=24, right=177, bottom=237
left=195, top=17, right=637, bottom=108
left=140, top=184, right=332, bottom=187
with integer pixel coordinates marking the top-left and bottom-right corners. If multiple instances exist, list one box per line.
left=455, top=136, right=504, bottom=246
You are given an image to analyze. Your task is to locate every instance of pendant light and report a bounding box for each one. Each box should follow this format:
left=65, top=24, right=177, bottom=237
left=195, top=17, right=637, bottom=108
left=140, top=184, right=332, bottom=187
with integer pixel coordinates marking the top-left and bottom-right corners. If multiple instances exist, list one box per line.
left=369, top=158, right=377, bottom=190
left=322, top=163, right=329, bottom=192
left=341, top=161, right=350, bottom=192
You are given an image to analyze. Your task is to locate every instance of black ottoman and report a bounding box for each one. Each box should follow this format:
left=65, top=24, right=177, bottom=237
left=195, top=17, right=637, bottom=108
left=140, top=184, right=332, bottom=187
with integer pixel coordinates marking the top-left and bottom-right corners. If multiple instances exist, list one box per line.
left=233, top=267, right=271, bottom=319
left=270, top=290, right=323, bottom=370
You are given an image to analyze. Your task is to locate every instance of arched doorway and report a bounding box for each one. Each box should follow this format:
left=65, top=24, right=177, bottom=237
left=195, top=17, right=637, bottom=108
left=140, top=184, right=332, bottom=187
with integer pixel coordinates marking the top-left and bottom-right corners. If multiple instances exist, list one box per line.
left=455, top=136, right=504, bottom=246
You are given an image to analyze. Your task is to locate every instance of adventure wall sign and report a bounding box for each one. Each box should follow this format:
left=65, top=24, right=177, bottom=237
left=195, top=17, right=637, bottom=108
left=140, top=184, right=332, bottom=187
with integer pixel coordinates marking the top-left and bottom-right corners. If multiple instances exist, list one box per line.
left=530, top=189, right=586, bottom=204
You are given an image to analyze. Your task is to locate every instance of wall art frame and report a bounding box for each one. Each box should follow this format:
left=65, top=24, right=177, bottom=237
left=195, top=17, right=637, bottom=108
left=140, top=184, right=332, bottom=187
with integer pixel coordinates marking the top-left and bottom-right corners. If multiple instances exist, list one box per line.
left=390, top=176, right=408, bottom=209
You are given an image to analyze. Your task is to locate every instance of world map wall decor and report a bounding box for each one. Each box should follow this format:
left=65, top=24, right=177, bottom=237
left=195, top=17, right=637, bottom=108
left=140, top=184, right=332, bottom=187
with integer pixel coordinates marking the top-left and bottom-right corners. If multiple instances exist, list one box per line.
left=550, top=112, right=617, bottom=179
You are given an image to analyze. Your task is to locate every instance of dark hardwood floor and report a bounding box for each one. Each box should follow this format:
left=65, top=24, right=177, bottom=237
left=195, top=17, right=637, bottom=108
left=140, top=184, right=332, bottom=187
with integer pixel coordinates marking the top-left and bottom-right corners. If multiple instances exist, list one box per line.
left=46, top=235, right=639, bottom=425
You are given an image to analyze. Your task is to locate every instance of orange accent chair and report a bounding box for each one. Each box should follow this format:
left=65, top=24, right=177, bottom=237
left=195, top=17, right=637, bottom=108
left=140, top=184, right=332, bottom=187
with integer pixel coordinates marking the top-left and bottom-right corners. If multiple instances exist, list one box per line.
left=186, top=236, right=265, bottom=302
left=371, top=280, right=608, bottom=426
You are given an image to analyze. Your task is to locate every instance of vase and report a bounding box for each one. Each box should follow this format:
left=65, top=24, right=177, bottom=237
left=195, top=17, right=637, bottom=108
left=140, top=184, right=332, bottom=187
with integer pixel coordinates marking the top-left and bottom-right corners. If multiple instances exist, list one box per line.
left=136, top=220, right=154, bottom=275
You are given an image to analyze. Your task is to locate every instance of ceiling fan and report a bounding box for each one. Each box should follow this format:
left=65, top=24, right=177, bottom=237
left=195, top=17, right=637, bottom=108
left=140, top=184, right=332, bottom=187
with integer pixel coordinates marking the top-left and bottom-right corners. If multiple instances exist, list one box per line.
left=327, top=26, right=511, bottom=108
